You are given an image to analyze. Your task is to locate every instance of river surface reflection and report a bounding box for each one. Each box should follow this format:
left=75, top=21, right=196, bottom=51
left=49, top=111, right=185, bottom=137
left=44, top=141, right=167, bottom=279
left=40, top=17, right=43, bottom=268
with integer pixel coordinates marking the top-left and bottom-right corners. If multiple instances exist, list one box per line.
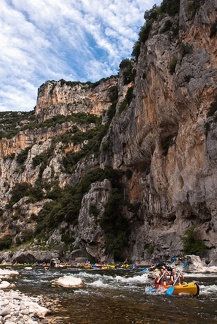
left=9, top=266, right=217, bottom=323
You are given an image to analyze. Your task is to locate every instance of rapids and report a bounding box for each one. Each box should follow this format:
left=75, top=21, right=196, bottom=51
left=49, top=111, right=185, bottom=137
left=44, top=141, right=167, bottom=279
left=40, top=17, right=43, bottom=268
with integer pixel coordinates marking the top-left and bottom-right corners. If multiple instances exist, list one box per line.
left=4, top=266, right=217, bottom=323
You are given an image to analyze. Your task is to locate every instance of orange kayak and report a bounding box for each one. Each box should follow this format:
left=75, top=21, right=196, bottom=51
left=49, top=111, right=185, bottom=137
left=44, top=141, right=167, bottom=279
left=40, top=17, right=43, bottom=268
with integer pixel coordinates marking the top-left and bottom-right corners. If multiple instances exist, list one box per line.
left=154, top=282, right=199, bottom=296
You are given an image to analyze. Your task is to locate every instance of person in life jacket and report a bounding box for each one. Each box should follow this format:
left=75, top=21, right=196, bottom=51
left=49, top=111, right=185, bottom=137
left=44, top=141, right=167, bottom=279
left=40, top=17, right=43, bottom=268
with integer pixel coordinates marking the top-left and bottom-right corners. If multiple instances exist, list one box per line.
left=155, top=267, right=169, bottom=286
left=170, top=269, right=185, bottom=285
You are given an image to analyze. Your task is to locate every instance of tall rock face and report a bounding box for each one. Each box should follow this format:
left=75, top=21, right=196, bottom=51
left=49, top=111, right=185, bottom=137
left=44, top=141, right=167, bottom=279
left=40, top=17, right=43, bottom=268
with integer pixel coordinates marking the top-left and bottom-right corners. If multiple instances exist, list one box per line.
left=35, top=78, right=117, bottom=122
left=0, top=78, right=118, bottom=261
left=0, top=0, right=216, bottom=264
left=77, top=179, right=112, bottom=262
left=104, top=0, right=217, bottom=262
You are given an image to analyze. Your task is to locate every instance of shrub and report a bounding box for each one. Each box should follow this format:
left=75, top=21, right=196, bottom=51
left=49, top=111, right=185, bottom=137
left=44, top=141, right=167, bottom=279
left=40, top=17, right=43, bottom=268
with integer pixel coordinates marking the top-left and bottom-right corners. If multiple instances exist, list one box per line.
left=38, top=162, right=47, bottom=179
left=21, top=230, right=34, bottom=243
left=16, top=147, right=30, bottom=164
left=119, top=87, right=134, bottom=114
left=101, top=188, right=130, bottom=260
left=46, top=185, right=62, bottom=200
left=8, top=182, right=43, bottom=208
left=169, top=57, right=177, bottom=74
left=108, top=85, right=118, bottom=106
left=144, top=243, right=155, bottom=254
left=4, top=153, right=15, bottom=160
left=107, top=102, right=117, bottom=123
left=171, top=23, right=179, bottom=37
left=131, top=41, right=141, bottom=61
left=144, top=4, right=159, bottom=21
left=181, top=227, right=208, bottom=255
left=161, top=19, right=173, bottom=33
left=9, top=182, right=31, bottom=206
left=59, top=79, right=82, bottom=87
left=119, top=59, right=131, bottom=69
left=186, top=0, right=205, bottom=16
left=32, top=152, right=50, bottom=168
left=125, top=86, right=134, bottom=104
left=139, top=21, right=153, bottom=43
left=28, top=186, right=44, bottom=201
left=119, top=100, right=127, bottom=114
left=180, top=42, right=192, bottom=57
left=160, top=0, right=180, bottom=16
left=0, top=235, right=12, bottom=250
left=122, top=63, right=136, bottom=85
left=78, top=168, right=105, bottom=194
left=62, top=151, right=80, bottom=173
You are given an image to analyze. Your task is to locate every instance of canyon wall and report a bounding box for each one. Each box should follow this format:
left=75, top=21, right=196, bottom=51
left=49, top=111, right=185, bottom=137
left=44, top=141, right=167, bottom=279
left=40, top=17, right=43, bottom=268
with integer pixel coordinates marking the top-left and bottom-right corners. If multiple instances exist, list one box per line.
left=103, top=0, right=217, bottom=262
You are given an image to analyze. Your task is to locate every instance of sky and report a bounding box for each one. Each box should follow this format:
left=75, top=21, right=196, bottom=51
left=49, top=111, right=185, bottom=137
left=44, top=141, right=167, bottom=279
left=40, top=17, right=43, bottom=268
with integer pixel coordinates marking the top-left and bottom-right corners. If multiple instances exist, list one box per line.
left=0, top=0, right=162, bottom=112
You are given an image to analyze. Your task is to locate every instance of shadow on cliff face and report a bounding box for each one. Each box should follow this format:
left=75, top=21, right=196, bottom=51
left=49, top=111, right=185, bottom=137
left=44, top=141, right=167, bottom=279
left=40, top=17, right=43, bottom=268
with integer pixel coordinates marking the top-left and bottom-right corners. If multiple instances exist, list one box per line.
left=14, top=253, right=37, bottom=264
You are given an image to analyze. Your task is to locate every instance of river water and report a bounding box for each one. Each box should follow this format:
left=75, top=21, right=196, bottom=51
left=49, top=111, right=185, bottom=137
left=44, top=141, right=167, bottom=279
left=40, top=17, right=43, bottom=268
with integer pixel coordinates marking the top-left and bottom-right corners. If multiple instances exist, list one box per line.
left=8, top=266, right=217, bottom=323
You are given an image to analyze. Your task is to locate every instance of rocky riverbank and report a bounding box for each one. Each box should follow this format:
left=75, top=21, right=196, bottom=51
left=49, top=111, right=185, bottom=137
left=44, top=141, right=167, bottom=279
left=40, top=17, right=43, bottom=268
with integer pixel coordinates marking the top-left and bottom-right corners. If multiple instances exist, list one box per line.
left=0, top=268, right=51, bottom=324
left=0, top=290, right=50, bottom=324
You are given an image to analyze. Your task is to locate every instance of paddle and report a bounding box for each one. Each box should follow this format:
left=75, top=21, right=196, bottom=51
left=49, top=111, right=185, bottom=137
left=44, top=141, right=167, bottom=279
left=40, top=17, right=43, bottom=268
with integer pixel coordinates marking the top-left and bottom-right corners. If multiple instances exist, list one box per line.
left=169, top=256, right=177, bottom=265
left=143, top=256, right=176, bottom=273
left=148, top=269, right=167, bottom=292
left=166, top=262, right=187, bottom=296
left=141, top=261, right=163, bottom=273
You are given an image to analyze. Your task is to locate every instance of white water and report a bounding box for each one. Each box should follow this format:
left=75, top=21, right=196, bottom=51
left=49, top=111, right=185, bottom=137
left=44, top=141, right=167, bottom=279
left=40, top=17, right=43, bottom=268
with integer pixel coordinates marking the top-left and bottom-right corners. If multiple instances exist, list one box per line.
left=46, top=268, right=217, bottom=298
left=6, top=266, right=217, bottom=323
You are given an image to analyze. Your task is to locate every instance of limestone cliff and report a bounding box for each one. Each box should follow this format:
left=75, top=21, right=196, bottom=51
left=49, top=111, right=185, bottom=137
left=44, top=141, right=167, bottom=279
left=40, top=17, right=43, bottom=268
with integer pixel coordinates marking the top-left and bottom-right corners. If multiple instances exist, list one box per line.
left=0, top=0, right=216, bottom=264
left=103, top=0, right=217, bottom=262
left=35, top=78, right=117, bottom=122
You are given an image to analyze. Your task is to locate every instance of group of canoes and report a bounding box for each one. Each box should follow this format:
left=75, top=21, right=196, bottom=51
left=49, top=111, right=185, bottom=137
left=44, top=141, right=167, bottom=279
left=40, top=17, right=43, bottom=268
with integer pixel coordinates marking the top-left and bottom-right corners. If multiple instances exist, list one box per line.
left=0, top=262, right=125, bottom=269
left=78, top=262, right=133, bottom=269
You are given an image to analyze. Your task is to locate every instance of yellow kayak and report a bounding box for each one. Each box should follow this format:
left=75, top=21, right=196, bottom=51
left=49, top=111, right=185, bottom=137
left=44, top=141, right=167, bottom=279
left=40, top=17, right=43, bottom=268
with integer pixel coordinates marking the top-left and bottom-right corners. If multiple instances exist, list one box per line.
left=155, top=282, right=199, bottom=296
left=84, top=265, right=92, bottom=269
left=101, top=265, right=115, bottom=270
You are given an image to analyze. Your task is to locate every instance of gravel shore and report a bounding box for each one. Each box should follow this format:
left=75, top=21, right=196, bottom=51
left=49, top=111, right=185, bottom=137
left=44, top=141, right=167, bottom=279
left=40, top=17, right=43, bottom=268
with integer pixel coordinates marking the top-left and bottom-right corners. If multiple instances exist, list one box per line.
left=0, top=289, right=50, bottom=324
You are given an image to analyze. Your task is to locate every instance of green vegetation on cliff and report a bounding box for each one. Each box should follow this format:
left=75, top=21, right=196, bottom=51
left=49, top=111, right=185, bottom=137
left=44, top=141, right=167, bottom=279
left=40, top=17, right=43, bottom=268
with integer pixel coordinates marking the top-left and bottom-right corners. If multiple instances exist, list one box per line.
left=0, top=111, right=35, bottom=139
left=101, top=188, right=130, bottom=260
left=181, top=227, right=208, bottom=256
left=132, top=0, right=180, bottom=60
left=33, top=167, right=131, bottom=258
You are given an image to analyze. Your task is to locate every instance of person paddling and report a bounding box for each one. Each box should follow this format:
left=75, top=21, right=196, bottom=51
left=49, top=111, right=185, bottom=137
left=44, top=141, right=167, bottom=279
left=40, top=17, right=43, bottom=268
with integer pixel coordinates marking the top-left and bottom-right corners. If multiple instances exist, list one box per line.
left=155, top=267, right=168, bottom=286
left=170, top=269, right=185, bottom=285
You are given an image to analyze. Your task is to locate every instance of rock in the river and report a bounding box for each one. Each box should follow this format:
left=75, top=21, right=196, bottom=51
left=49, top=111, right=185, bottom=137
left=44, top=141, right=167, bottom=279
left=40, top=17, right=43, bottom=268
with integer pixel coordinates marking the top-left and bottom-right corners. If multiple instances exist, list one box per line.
left=185, top=255, right=217, bottom=273
left=52, top=275, right=84, bottom=288
left=0, top=268, right=19, bottom=278
left=0, top=280, right=14, bottom=289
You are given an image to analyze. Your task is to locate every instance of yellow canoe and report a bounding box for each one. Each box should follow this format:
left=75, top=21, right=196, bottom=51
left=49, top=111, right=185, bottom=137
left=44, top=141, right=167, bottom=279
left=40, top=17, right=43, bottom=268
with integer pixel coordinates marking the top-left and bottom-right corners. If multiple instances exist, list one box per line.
left=155, top=282, right=199, bottom=296
left=101, top=265, right=115, bottom=270
left=84, top=265, right=92, bottom=269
